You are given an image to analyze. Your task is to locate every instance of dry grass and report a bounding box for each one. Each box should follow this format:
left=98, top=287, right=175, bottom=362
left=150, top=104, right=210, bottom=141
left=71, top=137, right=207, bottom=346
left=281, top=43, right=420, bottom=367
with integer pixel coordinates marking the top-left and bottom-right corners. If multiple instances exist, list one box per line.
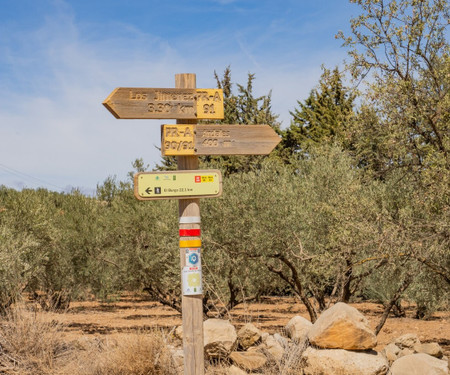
left=75, top=331, right=178, bottom=375
left=0, top=307, right=178, bottom=375
left=0, top=304, right=309, bottom=375
left=268, top=340, right=308, bottom=375
left=0, top=307, right=70, bottom=375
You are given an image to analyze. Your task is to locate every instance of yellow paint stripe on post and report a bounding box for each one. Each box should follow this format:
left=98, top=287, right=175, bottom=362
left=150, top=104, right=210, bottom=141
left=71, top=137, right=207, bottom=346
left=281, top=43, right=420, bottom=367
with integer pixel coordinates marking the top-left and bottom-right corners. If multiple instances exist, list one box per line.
left=180, top=239, right=202, bottom=248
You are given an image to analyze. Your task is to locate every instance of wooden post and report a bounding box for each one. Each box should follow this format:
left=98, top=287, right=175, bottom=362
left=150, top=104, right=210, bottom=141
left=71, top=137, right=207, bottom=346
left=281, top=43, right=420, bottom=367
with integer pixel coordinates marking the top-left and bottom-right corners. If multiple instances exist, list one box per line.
left=176, top=73, right=204, bottom=375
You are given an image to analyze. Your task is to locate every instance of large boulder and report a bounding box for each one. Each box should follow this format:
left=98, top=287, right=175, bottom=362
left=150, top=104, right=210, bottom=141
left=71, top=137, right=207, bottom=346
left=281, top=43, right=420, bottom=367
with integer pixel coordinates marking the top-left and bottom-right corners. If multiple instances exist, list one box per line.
left=237, top=323, right=262, bottom=350
left=389, top=353, right=449, bottom=375
left=302, top=347, right=389, bottom=375
left=308, top=302, right=377, bottom=350
left=285, top=315, right=312, bottom=343
left=229, top=351, right=267, bottom=372
left=203, top=319, right=237, bottom=359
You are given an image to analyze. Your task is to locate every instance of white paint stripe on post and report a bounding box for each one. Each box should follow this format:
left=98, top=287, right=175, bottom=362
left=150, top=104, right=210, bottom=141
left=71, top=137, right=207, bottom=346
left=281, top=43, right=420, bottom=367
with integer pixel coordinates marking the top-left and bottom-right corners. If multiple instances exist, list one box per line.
left=179, top=216, right=201, bottom=224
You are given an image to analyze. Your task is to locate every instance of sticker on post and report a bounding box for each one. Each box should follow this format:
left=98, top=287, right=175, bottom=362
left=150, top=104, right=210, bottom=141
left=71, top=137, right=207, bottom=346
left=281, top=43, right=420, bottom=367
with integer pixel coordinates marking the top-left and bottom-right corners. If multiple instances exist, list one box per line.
left=185, top=248, right=201, bottom=267
left=182, top=267, right=203, bottom=296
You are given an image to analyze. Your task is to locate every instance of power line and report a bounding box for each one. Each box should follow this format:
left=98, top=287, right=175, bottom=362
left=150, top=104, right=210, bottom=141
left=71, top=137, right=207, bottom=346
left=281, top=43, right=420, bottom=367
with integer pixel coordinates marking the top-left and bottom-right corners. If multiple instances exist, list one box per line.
left=0, top=163, right=65, bottom=191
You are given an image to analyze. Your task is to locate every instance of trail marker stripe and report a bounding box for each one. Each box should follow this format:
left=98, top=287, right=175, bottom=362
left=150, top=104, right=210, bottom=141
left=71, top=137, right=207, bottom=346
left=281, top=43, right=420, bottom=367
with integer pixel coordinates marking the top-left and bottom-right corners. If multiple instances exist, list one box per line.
left=180, top=239, right=202, bottom=248
left=179, top=216, right=201, bottom=224
left=179, top=229, right=201, bottom=237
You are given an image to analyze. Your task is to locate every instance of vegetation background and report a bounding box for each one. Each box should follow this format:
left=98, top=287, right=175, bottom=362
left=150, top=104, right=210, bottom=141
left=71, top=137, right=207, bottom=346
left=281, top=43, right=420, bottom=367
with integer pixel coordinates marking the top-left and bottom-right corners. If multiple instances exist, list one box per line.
left=0, top=0, right=448, bottom=353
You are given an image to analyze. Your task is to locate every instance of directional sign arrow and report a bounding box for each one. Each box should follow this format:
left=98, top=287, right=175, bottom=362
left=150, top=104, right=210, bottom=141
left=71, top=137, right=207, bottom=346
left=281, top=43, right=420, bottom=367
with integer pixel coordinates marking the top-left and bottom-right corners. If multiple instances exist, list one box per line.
left=161, top=124, right=281, bottom=156
left=134, top=170, right=222, bottom=200
left=103, top=88, right=224, bottom=120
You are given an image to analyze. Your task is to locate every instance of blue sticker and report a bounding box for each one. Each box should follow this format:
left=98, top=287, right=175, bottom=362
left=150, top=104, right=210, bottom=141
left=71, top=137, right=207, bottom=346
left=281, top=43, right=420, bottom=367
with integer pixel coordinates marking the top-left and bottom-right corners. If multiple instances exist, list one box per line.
left=189, top=253, right=199, bottom=265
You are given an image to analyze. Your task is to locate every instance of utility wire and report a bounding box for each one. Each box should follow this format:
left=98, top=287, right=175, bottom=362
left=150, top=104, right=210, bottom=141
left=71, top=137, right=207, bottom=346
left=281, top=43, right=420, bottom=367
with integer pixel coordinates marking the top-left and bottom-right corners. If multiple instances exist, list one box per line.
left=0, top=163, right=65, bottom=191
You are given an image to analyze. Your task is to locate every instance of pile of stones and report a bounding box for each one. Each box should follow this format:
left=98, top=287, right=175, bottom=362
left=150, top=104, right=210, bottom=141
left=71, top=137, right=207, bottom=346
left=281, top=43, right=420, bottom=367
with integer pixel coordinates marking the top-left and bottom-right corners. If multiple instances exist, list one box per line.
left=170, top=302, right=448, bottom=374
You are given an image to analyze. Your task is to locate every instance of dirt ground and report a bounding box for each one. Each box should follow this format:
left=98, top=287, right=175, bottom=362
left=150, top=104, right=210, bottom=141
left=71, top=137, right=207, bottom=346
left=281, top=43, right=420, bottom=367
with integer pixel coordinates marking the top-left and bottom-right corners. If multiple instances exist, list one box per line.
left=38, top=294, right=450, bottom=357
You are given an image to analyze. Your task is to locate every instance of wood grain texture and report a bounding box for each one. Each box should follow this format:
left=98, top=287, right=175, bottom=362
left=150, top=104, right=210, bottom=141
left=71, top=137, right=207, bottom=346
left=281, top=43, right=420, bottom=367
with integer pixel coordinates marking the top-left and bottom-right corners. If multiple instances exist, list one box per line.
left=161, top=124, right=281, bottom=156
left=103, top=87, right=223, bottom=119
left=176, top=74, right=205, bottom=375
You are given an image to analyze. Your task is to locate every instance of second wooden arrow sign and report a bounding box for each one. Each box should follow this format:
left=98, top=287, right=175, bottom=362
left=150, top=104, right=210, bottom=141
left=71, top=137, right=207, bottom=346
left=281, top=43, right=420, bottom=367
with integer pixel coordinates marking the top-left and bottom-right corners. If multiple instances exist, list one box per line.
left=161, top=124, right=281, bottom=156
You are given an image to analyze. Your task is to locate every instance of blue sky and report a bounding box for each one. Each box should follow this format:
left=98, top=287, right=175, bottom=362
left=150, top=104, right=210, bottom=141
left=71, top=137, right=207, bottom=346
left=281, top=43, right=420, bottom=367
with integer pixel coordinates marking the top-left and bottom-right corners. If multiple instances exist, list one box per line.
left=0, top=0, right=358, bottom=194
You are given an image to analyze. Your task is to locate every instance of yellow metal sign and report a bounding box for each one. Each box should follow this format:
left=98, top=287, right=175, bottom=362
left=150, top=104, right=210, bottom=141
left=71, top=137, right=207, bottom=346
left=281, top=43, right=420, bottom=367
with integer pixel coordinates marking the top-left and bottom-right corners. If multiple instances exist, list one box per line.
left=134, top=170, right=222, bottom=200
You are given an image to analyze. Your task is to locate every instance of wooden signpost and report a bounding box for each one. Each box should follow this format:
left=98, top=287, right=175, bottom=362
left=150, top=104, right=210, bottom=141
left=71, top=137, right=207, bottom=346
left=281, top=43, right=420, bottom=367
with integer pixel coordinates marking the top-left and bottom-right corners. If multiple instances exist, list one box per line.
left=161, top=124, right=281, bottom=156
left=103, top=73, right=280, bottom=375
left=175, top=74, right=204, bottom=375
left=103, top=87, right=224, bottom=119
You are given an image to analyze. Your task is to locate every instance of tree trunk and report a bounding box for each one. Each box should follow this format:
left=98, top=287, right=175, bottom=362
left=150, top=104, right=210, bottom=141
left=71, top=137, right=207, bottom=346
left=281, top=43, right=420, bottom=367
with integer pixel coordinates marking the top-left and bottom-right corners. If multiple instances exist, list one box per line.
left=375, top=274, right=413, bottom=335
left=339, top=258, right=352, bottom=303
left=268, top=253, right=318, bottom=322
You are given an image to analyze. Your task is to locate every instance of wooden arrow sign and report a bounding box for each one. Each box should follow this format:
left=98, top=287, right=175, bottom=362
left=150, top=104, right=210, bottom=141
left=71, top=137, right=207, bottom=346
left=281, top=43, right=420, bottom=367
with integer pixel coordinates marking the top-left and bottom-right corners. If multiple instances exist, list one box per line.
left=161, top=124, right=281, bottom=156
left=103, top=88, right=224, bottom=120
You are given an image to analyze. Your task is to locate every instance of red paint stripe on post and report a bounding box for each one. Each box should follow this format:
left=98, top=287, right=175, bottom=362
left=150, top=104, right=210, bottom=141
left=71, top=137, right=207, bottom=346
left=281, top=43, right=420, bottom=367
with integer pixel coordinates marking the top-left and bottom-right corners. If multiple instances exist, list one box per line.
left=179, top=229, right=201, bottom=237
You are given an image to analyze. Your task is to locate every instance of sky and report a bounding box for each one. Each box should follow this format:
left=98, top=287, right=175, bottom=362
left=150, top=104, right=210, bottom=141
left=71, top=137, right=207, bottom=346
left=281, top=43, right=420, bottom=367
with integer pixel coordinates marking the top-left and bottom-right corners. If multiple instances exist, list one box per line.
left=0, top=0, right=359, bottom=195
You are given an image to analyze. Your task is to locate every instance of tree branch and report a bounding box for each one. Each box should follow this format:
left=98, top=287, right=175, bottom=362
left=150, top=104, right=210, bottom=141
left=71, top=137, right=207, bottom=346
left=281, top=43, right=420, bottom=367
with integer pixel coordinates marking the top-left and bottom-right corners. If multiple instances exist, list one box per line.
left=375, top=273, right=413, bottom=335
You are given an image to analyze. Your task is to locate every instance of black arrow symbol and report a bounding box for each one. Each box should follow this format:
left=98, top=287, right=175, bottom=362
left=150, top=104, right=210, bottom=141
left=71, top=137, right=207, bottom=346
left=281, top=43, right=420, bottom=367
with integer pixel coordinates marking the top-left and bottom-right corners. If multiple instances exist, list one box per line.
left=145, top=187, right=152, bottom=194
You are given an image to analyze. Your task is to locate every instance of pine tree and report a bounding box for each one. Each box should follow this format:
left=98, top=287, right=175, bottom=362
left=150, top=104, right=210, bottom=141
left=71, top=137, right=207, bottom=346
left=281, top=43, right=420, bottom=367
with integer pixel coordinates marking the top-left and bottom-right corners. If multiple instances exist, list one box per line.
left=283, top=67, right=355, bottom=158
left=203, top=67, right=282, bottom=175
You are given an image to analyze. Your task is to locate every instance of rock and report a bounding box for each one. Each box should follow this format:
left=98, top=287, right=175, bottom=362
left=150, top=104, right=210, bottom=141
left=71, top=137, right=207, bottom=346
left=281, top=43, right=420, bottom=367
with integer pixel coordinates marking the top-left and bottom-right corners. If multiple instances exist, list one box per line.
left=308, top=302, right=377, bottom=350
left=174, top=325, right=183, bottom=340
left=382, top=343, right=401, bottom=364
left=170, top=348, right=184, bottom=369
left=265, top=335, right=285, bottom=362
left=394, top=333, right=420, bottom=349
left=203, top=319, right=237, bottom=359
left=398, top=348, right=415, bottom=358
left=302, top=347, right=389, bottom=375
left=237, top=323, right=262, bottom=349
left=285, top=315, right=312, bottom=343
left=283, top=342, right=308, bottom=370
left=261, top=332, right=269, bottom=342
left=389, top=353, right=449, bottom=375
left=273, top=333, right=290, bottom=349
left=229, top=351, right=268, bottom=372
left=227, top=365, right=248, bottom=375
left=413, top=342, right=444, bottom=358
